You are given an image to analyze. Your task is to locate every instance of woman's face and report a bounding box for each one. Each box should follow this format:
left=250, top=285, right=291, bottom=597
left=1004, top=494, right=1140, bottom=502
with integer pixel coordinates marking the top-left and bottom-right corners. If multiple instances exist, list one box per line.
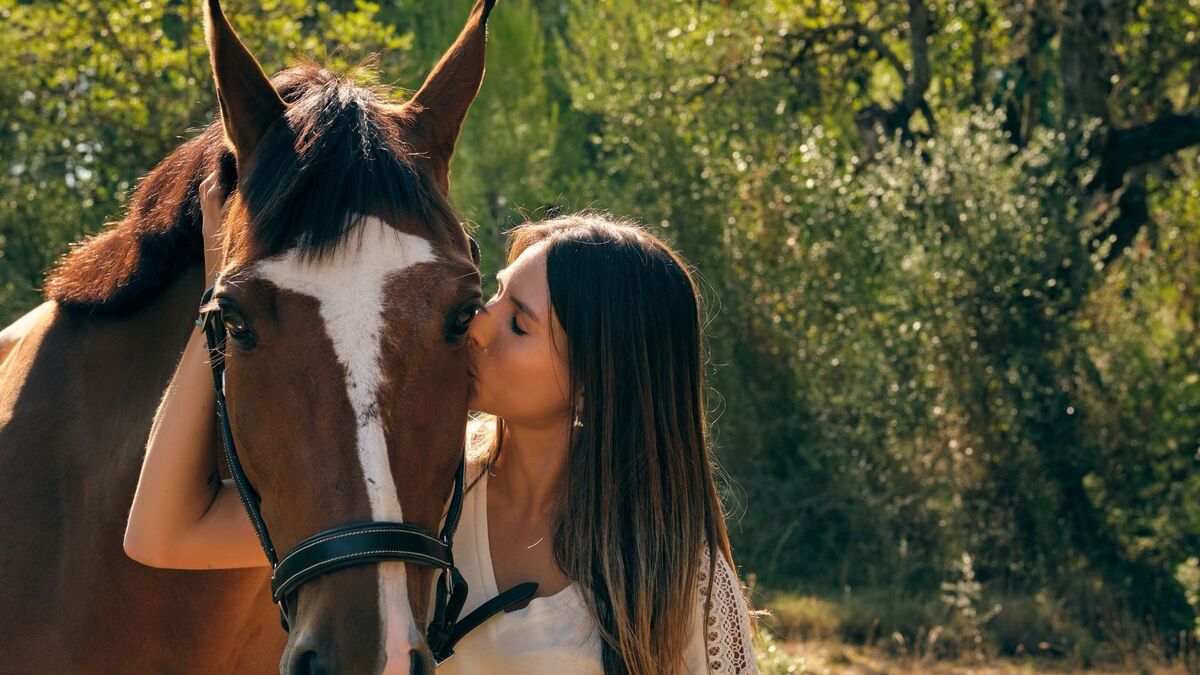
left=467, top=241, right=574, bottom=427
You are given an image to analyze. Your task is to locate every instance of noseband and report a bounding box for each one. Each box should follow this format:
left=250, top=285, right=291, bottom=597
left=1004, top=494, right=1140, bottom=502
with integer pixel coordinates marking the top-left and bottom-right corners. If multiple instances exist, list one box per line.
left=197, top=272, right=535, bottom=664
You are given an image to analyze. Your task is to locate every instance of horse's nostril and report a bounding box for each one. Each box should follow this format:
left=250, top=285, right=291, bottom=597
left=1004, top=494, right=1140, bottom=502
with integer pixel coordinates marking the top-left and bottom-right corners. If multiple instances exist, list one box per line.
left=410, top=648, right=433, bottom=675
left=289, top=649, right=329, bottom=675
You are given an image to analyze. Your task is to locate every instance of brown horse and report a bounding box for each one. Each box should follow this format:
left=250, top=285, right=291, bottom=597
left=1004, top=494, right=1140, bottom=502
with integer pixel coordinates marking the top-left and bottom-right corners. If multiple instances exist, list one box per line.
left=0, top=1, right=495, bottom=672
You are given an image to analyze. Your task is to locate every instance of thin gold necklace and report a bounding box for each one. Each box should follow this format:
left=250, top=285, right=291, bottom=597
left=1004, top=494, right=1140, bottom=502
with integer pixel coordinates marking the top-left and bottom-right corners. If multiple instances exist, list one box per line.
left=488, top=467, right=547, bottom=550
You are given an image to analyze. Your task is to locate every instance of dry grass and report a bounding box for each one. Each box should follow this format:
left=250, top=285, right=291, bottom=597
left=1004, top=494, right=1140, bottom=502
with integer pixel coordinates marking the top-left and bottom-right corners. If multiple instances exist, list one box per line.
left=760, top=637, right=1196, bottom=675
left=753, top=588, right=1199, bottom=674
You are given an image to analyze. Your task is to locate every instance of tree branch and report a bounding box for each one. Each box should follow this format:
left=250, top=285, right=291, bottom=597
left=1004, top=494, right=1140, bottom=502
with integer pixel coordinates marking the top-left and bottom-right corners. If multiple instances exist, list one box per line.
left=1091, top=106, right=1200, bottom=191
left=854, top=1, right=936, bottom=144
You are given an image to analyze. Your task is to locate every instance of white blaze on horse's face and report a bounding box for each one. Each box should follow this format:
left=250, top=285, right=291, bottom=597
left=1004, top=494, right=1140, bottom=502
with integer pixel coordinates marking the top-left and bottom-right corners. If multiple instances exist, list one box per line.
left=254, top=214, right=437, bottom=666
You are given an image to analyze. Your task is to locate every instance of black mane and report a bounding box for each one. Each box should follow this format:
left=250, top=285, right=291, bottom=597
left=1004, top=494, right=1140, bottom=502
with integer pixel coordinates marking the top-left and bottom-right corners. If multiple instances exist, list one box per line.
left=241, top=61, right=457, bottom=262
left=45, top=60, right=455, bottom=316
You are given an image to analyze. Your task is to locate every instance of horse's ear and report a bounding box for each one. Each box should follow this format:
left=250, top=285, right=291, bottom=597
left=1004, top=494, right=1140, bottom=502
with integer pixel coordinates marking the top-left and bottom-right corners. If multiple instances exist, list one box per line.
left=203, top=0, right=287, bottom=163
left=395, top=0, right=497, bottom=194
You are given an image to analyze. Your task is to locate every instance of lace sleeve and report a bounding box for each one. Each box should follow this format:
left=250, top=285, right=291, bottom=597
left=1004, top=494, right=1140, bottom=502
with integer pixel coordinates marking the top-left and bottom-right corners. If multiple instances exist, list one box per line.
left=684, top=545, right=759, bottom=674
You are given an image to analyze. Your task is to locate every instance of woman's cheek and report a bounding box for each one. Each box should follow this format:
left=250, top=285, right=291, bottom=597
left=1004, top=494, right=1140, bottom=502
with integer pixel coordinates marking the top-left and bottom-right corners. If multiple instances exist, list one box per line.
left=498, top=347, right=551, bottom=417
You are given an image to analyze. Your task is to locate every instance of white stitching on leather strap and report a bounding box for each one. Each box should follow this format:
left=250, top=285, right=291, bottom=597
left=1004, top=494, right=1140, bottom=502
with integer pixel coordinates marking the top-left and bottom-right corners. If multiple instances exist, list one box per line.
left=273, top=549, right=447, bottom=599
left=281, top=526, right=445, bottom=560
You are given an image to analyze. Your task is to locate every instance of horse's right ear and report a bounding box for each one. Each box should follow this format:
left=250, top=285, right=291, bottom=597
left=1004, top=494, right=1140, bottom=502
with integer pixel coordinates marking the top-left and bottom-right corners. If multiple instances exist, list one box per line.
left=391, top=0, right=498, bottom=194
left=203, top=0, right=287, bottom=162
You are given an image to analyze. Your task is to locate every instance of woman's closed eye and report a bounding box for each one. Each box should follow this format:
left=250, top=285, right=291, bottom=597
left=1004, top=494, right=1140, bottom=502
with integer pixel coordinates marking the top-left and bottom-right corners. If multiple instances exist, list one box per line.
left=510, top=316, right=526, bottom=336
left=487, top=286, right=528, bottom=336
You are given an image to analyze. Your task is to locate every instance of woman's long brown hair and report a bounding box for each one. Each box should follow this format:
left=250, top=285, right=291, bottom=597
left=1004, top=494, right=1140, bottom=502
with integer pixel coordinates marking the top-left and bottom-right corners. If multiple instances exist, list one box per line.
left=466, top=211, right=751, bottom=674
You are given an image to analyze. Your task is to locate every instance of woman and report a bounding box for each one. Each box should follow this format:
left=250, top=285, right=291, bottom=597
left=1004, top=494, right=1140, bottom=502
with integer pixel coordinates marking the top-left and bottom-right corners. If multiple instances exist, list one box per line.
left=124, top=171, right=760, bottom=674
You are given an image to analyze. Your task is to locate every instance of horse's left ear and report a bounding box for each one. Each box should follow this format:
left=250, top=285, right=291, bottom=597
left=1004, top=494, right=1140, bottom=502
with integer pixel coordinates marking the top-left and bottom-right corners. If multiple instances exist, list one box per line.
left=203, top=0, right=288, bottom=164
left=392, top=0, right=497, bottom=194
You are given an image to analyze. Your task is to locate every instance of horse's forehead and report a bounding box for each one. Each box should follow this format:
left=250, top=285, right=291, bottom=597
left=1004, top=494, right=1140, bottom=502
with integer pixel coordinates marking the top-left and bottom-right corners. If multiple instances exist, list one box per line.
left=250, top=215, right=438, bottom=523
left=251, top=216, right=439, bottom=300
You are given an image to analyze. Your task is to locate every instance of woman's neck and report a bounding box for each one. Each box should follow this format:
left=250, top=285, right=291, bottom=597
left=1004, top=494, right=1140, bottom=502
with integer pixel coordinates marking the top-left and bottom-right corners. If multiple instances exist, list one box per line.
left=491, top=418, right=569, bottom=517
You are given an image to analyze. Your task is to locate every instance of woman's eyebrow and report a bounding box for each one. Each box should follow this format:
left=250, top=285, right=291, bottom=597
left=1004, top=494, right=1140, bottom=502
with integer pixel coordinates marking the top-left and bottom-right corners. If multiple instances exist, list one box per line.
left=511, top=296, right=541, bottom=325
left=496, top=270, right=541, bottom=325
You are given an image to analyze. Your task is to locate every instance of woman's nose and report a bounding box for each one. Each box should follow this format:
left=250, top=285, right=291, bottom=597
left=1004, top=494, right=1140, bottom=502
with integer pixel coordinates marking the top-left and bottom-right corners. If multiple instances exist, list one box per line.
left=467, top=302, right=494, bottom=350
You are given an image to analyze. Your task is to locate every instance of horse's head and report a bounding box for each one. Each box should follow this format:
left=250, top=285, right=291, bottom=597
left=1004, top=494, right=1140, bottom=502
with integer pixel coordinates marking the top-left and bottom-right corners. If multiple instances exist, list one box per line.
left=201, top=1, right=492, bottom=672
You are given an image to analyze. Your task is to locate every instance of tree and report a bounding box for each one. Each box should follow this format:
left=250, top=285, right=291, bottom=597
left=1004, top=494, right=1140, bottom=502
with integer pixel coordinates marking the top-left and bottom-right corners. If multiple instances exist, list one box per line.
left=0, top=0, right=410, bottom=323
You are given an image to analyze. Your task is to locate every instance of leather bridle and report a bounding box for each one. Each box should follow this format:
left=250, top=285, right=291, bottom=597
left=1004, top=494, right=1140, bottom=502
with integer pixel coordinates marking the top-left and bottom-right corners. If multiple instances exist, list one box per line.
left=196, top=255, right=535, bottom=664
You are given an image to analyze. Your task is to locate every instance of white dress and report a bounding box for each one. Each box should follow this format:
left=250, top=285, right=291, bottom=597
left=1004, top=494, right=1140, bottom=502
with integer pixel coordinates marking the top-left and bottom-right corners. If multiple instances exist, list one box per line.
left=437, top=462, right=759, bottom=674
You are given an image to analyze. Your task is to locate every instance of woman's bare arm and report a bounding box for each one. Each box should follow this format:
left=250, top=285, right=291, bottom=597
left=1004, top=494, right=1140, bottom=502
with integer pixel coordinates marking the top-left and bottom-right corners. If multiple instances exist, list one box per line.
left=123, top=171, right=269, bottom=570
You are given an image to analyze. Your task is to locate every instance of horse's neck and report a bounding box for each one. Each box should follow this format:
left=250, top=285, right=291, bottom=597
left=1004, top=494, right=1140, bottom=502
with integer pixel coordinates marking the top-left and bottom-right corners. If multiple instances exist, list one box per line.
left=0, top=301, right=55, bottom=375
left=1, top=263, right=208, bottom=477
left=0, top=263, right=283, bottom=672
left=76, top=262, right=209, bottom=434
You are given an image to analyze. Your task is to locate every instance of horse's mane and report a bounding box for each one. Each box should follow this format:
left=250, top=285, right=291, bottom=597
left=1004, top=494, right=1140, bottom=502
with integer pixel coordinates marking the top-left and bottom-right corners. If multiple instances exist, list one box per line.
left=45, top=60, right=456, bottom=317
left=42, top=126, right=220, bottom=316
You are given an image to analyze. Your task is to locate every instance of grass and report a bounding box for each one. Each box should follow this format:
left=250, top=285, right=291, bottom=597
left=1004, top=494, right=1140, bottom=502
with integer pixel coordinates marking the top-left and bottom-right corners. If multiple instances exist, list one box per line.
left=751, top=588, right=1199, bottom=674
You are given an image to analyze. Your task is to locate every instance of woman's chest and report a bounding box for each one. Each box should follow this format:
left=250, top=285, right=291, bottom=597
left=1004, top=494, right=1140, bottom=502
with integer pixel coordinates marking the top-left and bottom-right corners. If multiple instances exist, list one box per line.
left=486, top=488, right=572, bottom=605
left=436, top=471, right=601, bottom=674
left=437, top=612, right=601, bottom=675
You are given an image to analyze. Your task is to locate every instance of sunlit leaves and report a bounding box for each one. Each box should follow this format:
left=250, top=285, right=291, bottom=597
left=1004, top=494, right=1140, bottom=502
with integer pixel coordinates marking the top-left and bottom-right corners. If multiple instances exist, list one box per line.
left=0, top=0, right=412, bottom=318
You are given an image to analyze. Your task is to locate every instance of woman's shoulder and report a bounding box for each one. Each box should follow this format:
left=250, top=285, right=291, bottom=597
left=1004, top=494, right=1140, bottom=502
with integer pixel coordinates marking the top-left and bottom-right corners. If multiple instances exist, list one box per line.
left=691, top=544, right=760, bottom=674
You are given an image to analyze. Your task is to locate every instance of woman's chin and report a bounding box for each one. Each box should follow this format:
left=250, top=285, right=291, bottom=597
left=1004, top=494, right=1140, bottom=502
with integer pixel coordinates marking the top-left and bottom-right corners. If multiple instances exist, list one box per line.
left=468, top=395, right=497, bottom=416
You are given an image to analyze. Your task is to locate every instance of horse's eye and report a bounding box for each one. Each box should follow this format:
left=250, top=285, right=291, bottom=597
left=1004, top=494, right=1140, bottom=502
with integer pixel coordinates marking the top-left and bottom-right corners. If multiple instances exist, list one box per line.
left=448, top=304, right=480, bottom=340
left=455, top=305, right=479, bottom=328
left=221, top=309, right=257, bottom=349
left=222, top=312, right=247, bottom=334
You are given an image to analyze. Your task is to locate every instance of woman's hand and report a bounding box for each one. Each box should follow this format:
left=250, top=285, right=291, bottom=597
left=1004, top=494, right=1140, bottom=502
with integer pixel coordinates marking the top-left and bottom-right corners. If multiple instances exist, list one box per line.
left=199, top=170, right=231, bottom=286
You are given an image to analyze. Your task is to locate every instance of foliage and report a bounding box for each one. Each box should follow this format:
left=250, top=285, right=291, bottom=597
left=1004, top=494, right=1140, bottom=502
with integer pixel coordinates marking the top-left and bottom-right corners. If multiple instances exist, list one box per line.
left=556, top=0, right=1199, bottom=655
left=0, top=0, right=410, bottom=319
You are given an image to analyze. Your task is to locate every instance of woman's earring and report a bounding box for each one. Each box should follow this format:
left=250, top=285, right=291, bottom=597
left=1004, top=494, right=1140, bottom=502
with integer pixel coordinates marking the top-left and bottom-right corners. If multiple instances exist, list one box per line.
left=573, top=414, right=584, bottom=428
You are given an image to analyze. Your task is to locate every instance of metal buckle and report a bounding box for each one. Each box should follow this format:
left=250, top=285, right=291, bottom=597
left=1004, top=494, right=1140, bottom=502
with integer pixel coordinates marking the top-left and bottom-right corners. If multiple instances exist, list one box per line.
left=276, top=597, right=291, bottom=632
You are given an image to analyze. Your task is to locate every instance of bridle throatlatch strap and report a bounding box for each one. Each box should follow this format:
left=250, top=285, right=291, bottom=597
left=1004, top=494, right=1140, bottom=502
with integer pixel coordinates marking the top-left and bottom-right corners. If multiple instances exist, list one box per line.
left=430, top=581, right=540, bottom=663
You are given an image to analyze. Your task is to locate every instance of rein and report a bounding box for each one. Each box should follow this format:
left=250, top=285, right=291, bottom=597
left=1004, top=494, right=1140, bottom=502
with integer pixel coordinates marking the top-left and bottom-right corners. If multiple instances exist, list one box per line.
left=197, top=280, right=535, bottom=664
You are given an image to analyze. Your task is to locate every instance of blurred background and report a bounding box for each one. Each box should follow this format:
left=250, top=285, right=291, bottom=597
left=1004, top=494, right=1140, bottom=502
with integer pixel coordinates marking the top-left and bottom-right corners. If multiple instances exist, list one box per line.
left=1, top=0, right=1197, bottom=672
